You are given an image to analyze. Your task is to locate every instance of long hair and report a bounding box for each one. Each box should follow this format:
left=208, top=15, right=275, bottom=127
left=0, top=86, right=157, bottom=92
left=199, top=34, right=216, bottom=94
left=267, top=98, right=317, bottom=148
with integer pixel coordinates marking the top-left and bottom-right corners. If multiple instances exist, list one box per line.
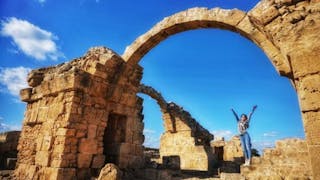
left=241, top=114, right=248, bottom=120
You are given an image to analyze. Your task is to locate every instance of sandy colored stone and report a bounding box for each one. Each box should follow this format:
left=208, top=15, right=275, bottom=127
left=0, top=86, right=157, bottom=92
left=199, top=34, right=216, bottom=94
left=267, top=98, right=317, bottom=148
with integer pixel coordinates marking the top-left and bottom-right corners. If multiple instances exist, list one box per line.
left=14, top=1, right=320, bottom=179
left=78, top=138, right=98, bottom=154
left=97, top=163, right=123, bottom=180
left=223, top=136, right=243, bottom=162
left=35, top=151, right=50, bottom=167
left=302, top=111, right=320, bottom=145
left=87, top=124, right=97, bottom=139
left=91, top=154, right=105, bottom=168
left=241, top=138, right=312, bottom=179
left=77, top=153, right=92, bottom=168
left=297, top=74, right=320, bottom=111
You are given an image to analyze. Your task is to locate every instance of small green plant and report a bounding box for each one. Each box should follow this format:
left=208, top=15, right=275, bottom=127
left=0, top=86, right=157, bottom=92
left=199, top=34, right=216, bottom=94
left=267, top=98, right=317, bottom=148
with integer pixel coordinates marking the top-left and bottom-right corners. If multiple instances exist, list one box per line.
left=251, top=148, right=260, bottom=157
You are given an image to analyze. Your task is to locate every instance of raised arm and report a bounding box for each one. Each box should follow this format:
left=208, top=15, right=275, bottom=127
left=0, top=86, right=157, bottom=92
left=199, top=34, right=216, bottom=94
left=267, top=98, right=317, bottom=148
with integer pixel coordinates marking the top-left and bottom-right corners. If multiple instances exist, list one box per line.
left=231, top=108, right=240, bottom=122
left=248, top=105, right=258, bottom=122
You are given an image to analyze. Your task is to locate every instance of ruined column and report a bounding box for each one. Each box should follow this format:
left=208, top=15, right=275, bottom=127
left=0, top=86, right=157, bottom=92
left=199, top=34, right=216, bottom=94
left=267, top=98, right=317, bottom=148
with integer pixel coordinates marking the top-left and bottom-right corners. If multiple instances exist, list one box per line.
left=247, top=1, right=320, bottom=178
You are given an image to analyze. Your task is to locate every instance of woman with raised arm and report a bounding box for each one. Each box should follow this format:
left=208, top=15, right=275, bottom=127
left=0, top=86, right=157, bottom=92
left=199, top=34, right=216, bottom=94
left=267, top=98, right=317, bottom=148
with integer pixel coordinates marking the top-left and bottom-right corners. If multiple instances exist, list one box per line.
left=231, top=105, right=257, bottom=166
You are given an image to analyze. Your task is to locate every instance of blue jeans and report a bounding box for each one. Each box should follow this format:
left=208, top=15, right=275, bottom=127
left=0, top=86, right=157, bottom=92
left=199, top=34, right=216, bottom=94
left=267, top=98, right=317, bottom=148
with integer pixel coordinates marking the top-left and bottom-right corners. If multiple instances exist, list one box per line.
left=240, top=132, right=252, bottom=160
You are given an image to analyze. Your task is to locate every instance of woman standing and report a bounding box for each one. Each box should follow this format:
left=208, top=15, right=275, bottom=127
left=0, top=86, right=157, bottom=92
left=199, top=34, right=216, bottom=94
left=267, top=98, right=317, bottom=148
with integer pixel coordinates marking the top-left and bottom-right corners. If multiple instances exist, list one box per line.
left=231, top=105, right=257, bottom=166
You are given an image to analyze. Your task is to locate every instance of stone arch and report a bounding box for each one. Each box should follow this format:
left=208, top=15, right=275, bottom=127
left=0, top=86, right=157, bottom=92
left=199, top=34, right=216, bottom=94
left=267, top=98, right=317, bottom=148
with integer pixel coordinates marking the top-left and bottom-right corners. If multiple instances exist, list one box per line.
left=138, top=84, right=213, bottom=139
left=13, top=0, right=320, bottom=179
left=122, top=7, right=291, bottom=77
left=138, top=84, right=167, bottom=111
left=123, top=1, right=320, bottom=178
left=138, top=84, right=214, bottom=171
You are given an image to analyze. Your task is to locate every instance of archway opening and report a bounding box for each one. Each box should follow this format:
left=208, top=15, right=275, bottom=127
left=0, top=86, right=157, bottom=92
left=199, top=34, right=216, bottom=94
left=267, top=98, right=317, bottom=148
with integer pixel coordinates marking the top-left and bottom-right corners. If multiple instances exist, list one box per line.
left=136, top=28, right=304, bottom=171
left=137, top=93, right=164, bottom=163
left=103, top=113, right=128, bottom=165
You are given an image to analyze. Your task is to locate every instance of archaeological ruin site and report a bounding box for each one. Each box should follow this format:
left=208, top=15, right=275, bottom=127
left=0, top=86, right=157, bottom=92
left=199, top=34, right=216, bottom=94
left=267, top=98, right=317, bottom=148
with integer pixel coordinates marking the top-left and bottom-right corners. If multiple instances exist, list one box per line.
left=0, top=0, right=319, bottom=179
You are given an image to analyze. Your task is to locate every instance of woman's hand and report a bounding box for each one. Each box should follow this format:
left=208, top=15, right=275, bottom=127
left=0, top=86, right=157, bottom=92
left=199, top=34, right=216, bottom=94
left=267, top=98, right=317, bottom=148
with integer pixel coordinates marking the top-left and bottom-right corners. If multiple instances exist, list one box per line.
left=253, top=105, right=258, bottom=111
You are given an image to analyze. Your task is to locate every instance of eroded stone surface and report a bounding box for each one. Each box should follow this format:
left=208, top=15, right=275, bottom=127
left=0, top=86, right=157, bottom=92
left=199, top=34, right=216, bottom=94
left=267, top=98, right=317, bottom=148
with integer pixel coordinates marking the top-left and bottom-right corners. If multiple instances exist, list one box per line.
left=241, top=138, right=312, bottom=180
left=13, top=0, right=320, bottom=179
left=14, top=47, right=144, bottom=179
left=139, top=84, right=214, bottom=171
left=97, top=163, right=122, bottom=180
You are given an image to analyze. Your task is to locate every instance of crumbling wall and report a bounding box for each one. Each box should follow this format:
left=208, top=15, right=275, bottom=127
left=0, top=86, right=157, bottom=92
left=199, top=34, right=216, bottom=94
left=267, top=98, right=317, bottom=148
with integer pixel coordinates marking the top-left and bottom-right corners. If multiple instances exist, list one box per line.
left=123, top=0, right=320, bottom=177
left=13, top=0, right=320, bottom=178
left=139, top=85, right=214, bottom=171
left=247, top=1, right=320, bottom=177
left=160, top=102, right=214, bottom=171
left=221, top=136, right=243, bottom=162
left=15, top=47, right=144, bottom=180
left=211, top=136, right=244, bottom=174
left=0, top=131, right=20, bottom=170
left=241, top=138, right=312, bottom=179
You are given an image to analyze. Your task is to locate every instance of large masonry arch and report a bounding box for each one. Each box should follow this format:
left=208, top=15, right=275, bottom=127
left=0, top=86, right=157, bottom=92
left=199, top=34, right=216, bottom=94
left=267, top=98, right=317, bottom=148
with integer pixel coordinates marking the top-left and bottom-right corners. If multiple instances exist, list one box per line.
left=122, top=7, right=292, bottom=77
left=122, top=2, right=320, bottom=179
left=13, top=0, right=320, bottom=179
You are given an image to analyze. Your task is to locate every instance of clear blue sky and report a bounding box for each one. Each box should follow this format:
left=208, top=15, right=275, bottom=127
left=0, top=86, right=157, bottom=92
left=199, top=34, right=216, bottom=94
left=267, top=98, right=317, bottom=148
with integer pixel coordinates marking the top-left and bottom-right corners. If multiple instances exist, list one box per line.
left=0, top=0, right=304, bottom=152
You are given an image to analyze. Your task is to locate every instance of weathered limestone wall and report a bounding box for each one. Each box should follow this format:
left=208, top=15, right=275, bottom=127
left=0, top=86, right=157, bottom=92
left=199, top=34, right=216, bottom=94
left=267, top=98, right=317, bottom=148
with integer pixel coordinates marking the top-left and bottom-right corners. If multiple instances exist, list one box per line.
left=241, top=139, right=312, bottom=179
left=123, top=0, right=320, bottom=177
left=160, top=102, right=214, bottom=171
left=139, top=85, right=214, bottom=171
left=0, top=131, right=20, bottom=170
left=247, top=1, right=320, bottom=178
left=15, top=47, right=144, bottom=179
left=211, top=136, right=244, bottom=174
left=13, top=0, right=320, bottom=179
left=221, top=136, right=243, bottom=162
left=160, top=132, right=213, bottom=171
left=0, top=131, right=20, bottom=155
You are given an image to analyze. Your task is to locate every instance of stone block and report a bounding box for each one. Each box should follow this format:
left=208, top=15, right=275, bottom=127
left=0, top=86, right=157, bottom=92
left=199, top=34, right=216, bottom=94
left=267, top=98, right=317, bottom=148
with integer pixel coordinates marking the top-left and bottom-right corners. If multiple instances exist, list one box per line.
left=77, top=153, right=93, bottom=168
left=56, top=128, right=76, bottom=137
left=307, top=145, right=320, bottom=180
left=118, top=156, right=129, bottom=168
left=133, top=132, right=144, bottom=145
left=134, top=145, right=144, bottom=156
left=91, top=154, right=105, bottom=168
left=97, top=163, right=123, bottom=180
left=35, top=151, right=50, bottom=167
left=220, top=172, right=245, bottom=180
left=290, top=50, right=320, bottom=78
left=42, top=167, right=76, bottom=180
left=302, top=111, right=320, bottom=145
left=249, top=1, right=280, bottom=25
left=119, top=143, right=131, bottom=155
left=76, top=130, right=86, bottom=138
left=14, top=164, right=37, bottom=180
left=79, top=138, right=98, bottom=154
left=215, top=8, right=247, bottom=26
left=27, top=71, right=44, bottom=87
left=251, top=157, right=261, bottom=165
left=20, top=88, right=32, bottom=102
left=88, top=124, right=97, bottom=139
left=297, top=74, right=320, bottom=111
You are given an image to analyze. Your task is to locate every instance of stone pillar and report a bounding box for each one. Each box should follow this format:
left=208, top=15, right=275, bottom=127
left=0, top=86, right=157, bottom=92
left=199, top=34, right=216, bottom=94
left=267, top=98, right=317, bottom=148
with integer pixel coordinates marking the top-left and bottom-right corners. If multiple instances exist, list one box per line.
left=297, top=74, right=320, bottom=180
left=247, top=1, right=320, bottom=178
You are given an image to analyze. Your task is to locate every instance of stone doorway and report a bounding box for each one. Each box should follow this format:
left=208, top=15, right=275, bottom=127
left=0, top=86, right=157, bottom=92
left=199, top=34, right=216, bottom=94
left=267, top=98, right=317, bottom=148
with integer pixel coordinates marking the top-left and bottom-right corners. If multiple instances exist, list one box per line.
left=103, top=113, right=127, bottom=165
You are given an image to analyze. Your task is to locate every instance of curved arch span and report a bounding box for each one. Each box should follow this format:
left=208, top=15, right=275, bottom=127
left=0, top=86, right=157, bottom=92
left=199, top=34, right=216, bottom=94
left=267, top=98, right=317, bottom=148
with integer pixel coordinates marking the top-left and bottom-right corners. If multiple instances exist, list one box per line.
left=138, top=84, right=167, bottom=111
left=122, top=7, right=291, bottom=76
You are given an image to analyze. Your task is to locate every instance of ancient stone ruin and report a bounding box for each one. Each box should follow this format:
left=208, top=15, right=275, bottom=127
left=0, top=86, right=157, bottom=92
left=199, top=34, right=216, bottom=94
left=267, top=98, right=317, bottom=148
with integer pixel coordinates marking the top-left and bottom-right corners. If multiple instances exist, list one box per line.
left=0, top=131, right=20, bottom=170
left=139, top=84, right=214, bottom=171
left=7, top=0, right=320, bottom=179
